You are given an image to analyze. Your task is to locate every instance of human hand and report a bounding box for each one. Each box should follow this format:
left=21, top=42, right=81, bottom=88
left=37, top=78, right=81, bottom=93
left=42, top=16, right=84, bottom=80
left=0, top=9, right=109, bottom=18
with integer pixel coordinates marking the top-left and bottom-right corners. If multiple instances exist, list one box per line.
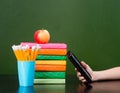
left=75, top=61, right=98, bottom=83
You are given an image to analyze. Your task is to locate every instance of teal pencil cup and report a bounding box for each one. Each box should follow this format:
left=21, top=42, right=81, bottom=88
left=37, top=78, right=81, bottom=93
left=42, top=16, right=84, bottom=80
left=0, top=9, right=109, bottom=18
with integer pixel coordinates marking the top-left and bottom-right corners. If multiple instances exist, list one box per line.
left=18, top=86, right=34, bottom=93
left=17, top=61, right=35, bottom=86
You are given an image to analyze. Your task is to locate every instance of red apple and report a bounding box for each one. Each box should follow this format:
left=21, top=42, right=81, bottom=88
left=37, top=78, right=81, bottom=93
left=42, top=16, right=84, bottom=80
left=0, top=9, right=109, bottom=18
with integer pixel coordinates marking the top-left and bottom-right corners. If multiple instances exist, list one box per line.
left=34, top=29, right=50, bottom=44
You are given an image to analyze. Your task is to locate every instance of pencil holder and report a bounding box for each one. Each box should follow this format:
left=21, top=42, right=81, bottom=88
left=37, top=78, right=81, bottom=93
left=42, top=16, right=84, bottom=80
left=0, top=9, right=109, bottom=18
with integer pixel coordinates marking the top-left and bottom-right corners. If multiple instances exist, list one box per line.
left=18, top=86, right=34, bottom=93
left=17, top=61, right=35, bottom=86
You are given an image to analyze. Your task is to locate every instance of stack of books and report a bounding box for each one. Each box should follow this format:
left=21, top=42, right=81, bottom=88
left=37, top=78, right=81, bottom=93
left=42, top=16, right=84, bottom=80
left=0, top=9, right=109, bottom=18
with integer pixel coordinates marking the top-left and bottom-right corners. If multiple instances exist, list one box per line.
left=20, top=42, right=67, bottom=84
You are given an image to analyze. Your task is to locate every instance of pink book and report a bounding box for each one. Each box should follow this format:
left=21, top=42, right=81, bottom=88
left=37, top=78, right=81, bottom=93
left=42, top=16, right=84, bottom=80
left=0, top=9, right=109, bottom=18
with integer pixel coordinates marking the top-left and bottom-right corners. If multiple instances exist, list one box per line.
left=20, top=42, right=67, bottom=49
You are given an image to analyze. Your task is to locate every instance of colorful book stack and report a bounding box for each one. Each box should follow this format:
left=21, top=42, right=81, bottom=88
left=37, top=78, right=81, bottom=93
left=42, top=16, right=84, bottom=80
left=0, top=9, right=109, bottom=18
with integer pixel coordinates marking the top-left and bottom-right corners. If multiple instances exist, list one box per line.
left=20, top=42, right=67, bottom=84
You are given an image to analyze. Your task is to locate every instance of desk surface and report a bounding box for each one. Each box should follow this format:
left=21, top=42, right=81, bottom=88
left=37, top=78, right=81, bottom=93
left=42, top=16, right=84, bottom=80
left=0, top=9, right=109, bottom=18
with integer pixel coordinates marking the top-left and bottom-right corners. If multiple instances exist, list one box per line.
left=0, top=75, right=120, bottom=93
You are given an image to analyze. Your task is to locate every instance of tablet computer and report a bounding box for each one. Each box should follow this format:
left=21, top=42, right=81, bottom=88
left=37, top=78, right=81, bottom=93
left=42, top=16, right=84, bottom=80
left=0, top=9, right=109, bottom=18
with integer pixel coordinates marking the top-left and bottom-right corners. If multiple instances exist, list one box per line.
left=67, top=51, right=92, bottom=83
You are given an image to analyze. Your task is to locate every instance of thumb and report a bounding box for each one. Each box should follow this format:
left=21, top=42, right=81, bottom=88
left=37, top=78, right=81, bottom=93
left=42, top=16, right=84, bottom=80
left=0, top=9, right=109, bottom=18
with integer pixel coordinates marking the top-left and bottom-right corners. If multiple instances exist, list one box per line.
left=81, top=61, right=93, bottom=75
left=81, top=61, right=88, bottom=68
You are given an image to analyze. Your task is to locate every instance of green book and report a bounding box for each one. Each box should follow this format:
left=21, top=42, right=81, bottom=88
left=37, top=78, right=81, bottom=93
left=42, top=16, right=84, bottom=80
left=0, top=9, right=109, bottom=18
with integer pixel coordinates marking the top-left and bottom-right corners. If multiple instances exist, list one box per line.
left=34, top=79, right=65, bottom=84
left=35, top=72, right=66, bottom=79
left=36, top=55, right=66, bottom=60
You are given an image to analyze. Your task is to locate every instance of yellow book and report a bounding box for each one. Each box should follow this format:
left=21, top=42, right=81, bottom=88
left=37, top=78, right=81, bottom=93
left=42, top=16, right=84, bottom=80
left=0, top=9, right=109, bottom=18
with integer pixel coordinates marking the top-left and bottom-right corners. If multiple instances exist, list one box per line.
left=36, top=60, right=66, bottom=65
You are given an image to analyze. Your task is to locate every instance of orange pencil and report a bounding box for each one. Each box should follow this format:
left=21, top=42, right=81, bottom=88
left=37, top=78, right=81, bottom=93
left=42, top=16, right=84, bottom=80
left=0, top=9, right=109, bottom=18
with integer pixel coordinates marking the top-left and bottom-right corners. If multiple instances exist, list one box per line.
left=32, top=45, right=41, bottom=60
left=12, top=45, right=20, bottom=60
left=30, top=46, right=35, bottom=60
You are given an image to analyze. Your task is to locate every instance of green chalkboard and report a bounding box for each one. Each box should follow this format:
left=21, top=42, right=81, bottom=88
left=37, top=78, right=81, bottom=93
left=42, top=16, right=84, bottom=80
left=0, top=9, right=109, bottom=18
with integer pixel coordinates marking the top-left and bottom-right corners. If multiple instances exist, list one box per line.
left=0, top=0, right=120, bottom=75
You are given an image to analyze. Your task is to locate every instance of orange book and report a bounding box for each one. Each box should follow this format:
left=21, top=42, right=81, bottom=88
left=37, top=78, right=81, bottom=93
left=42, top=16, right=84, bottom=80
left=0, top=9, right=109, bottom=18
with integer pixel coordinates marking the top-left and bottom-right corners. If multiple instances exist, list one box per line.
left=35, top=65, right=66, bottom=71
left=38, top=49, right=67, bottom=55
left=36, top=60, right=66, bottom=65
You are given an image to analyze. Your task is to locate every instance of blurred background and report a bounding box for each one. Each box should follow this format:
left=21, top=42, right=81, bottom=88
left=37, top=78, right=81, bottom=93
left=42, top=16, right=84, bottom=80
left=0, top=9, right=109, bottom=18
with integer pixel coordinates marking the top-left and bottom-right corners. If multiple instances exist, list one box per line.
left=0, top=0, right=120, bottom=75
